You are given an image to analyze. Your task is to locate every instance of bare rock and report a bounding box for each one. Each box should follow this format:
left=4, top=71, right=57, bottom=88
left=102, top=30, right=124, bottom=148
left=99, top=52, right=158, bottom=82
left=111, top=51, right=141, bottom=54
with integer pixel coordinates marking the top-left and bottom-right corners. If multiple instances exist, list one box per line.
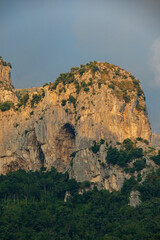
left=0, top=60, right=153, bottom=190
left=129, top=190, right=142, bottom=207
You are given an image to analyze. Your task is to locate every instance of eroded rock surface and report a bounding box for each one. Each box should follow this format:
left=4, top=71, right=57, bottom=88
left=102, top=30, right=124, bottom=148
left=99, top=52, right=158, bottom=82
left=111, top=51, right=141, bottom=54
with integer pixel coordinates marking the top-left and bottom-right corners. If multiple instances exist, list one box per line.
left=0, top=60, right=154, bottom=190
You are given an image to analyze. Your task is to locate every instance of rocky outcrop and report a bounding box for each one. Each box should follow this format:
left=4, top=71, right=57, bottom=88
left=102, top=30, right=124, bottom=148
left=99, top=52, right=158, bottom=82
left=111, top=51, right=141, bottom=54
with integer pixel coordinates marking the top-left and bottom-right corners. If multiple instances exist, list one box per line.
left=152, top=133, right=160, bottom=149
left=129, top=190, right=142, bottom=207
left=0, top=59, right=17, bottom=103
left=0, top=59, right=154, bottom=190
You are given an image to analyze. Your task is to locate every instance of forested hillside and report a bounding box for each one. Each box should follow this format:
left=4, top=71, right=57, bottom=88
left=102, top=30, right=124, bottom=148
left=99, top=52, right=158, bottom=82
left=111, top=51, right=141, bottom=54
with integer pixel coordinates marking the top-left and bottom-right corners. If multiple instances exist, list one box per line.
left=0, top=167, right=160, bottom=240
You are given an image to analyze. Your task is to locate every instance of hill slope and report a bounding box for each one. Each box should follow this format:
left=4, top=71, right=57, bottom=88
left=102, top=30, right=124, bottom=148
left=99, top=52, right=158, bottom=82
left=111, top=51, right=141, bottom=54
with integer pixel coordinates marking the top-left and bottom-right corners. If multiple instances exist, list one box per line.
left=0, top=59, right=156, bottom=190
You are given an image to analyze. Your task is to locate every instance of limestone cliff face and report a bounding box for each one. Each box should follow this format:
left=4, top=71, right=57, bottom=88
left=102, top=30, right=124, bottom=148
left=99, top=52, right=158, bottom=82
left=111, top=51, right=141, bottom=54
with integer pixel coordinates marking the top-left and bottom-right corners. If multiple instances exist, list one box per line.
left=0, top=60, right=153, bottom=190
left=0, top=59, right=17, bottom=102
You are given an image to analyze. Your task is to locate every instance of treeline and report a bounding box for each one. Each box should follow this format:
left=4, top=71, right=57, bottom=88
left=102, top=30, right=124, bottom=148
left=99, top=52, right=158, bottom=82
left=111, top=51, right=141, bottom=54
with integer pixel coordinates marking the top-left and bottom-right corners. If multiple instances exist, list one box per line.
left=0, top=167, right=160, bottom=239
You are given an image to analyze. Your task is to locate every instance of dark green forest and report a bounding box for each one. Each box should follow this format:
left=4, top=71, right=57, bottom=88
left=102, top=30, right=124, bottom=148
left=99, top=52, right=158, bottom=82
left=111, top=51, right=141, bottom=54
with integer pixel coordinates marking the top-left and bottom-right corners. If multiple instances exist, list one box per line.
left=0, top=167, right=160, bottom=240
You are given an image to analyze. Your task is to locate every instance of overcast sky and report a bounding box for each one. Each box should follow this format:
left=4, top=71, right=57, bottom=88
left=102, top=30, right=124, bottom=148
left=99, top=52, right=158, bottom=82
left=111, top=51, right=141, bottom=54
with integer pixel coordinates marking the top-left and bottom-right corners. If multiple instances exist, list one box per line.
left=0, top=0, right=160, bottom=134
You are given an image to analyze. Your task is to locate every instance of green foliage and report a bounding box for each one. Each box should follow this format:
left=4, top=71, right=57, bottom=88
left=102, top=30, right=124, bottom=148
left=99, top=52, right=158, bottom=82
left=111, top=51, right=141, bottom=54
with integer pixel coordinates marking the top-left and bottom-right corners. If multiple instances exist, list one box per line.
left=31, top=94, right=41, bottom=107
left=130, top=147, right=144, bottom=159
left=132, top=78, right=139, bottom=85
left=25, top=130, right=29, bottom=135
left=137, top=173, right=142, bottom=182
left=84, top=87, right=89, bottom=92
left=43, top=83, right=49, bottom=87
left=15, top=90, right=22, bottom=100
left=123, top=138, right=134, bottom=151
left=124, top=167, right=135, bottom=174
left=81, top=79, right=94, bottom=92
left=108, top=83, right=115, bottom=89
left=30, top=89, right=45, bottom=108
left=98, top=80, right=102, bottom=89
left=137, top=87, right=144, bottom=97
left=71, top=67, right=79, bottom=72
left=79, top=68, right=85, bottom=76
left=61, top=99, right=67, bottom=106
left=133, top=158, right=146, bottom=172
left=74, top=80, right=80, bottom=94
left=136, top=102, right=146, bottom=112
left=70, top=151, right=78, bottom=158
left=138, top=169, right=160, bottom=201
left=132, top=78, right=144, bottom=97
left=81, top=80, right=87, bottom=88
left=68, top=94, right=76, bottom=106
left=91, top=141, right=100, bottom=153
left=144, top=139, right=149, bottom=145
left=7, top=62, right=12, bottom=68
left=0, top=101, right=13, bottom=112
left=41, top=88, right=45, bottom=98
left=91, top=65, right=99, bottom=74
left=51, top=72, right=75, bottom=90
left=30, top=111, right=34, bottom=116
left=85, top=61, right=99, bottom=74
left=106, top=140, right=144, bottom=167
left=88, top=78, right=93, bottom=86
left=79, top=181, right=91, bottom=189
left=130, top=74, right=135, bottom=80
left=106, top=146, right=130, bottom=167
left=17, top=93, right=29, bottom=108
left=151, top=150, right=160, bottom=165
left=115, top=68, right=120, bottom=76
left=0, top=58, right=12, bottom=68
left=1, top=169, right=160, bottom=239
left=123, top=94, right=130, bottom=103
left=100, top=139, right=105, bottom=144
left=121, top=176, right=138, bottom=196
left=136, top=137, right=143, bottom=141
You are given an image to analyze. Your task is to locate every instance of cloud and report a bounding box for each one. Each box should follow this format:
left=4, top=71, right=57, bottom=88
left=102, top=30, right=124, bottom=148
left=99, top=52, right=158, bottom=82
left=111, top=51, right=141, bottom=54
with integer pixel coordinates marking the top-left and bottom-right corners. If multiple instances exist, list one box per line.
left=150, top=37, right=160, bottom=85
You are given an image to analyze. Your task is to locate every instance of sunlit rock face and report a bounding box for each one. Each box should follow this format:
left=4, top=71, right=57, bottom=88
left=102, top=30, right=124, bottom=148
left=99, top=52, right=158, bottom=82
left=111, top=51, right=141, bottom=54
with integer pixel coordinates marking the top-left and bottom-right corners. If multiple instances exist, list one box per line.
left=0, top=60, right=152, bottom=190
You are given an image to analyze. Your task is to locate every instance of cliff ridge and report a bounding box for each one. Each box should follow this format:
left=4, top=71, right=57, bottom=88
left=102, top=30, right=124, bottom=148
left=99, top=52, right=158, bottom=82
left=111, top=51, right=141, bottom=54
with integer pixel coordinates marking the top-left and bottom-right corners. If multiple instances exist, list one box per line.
left=0, top=58, right=157, bottom=190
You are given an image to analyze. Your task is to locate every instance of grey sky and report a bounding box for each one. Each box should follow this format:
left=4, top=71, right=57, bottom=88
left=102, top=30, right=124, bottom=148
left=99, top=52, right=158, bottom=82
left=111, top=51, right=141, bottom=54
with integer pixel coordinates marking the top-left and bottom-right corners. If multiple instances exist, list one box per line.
left=0, top=0, right=160, bottom=133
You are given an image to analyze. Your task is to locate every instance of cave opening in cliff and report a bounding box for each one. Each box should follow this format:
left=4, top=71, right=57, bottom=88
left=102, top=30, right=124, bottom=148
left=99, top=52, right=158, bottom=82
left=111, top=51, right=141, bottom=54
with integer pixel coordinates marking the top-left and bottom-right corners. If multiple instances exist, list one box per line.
left=62, top=123, right=75, bottom=140
left=55, top=123, right=75, bottom=168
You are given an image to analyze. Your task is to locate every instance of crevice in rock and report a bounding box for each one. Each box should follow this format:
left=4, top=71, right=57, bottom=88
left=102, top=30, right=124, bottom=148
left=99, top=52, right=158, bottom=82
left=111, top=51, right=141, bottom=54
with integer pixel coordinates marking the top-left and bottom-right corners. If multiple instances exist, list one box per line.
left=54, top=123, right=76, bottom=171
left=37, top=142, right=45, bottom=167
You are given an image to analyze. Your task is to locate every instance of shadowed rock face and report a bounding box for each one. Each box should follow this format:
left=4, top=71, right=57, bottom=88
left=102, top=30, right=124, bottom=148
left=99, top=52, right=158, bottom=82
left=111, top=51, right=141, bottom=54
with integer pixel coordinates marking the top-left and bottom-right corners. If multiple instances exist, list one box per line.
left=0, top=60, right=152, bottom=190
left=152, top=133, right=160, bottom=149
left=54, top=123, right=75, bottom=171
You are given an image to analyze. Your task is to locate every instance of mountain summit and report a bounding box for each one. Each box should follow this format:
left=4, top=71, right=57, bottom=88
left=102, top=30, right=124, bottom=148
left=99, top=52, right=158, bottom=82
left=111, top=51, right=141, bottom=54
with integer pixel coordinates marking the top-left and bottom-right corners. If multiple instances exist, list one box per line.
left=0, top=59, right=156, bottom=190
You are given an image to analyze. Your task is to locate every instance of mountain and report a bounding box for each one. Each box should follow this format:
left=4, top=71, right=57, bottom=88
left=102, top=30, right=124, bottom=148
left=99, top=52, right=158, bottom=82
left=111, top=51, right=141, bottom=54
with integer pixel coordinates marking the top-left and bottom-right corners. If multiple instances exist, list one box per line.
left=0, top=58, right=158, bottom=191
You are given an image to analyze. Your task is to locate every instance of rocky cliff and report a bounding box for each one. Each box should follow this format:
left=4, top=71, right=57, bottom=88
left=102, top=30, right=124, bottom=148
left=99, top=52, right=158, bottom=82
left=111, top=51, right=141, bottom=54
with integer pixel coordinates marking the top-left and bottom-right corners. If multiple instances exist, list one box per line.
left=0, top=59, right=157, bottom=190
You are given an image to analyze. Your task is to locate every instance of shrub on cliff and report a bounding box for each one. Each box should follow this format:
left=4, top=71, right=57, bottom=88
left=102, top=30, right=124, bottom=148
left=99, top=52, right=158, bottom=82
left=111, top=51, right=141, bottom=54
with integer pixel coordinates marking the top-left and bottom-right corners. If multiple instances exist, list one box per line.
left=31, top=94, right=42, bottom=107
left=51, top=72, right=75, bottom=90
left=151, top=150, right=160, bottom=165
left=0, top=58, right=12, bottom=68
left=106, top=141, right=144, bottom=167
left=106, top=146, right=130, bottom=167
left=17, top=93, right=29, bottom=108
left=0, top=101, right=13, bottom=111
left=133, top=158, right=146, bottom=172
left=61, top=99, right=66, bottom=106
left=68, top=94, right=76, bottom=106
left=91, top=141, right=100, bottom=153
left=79, top=67, right=85, bottom=76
